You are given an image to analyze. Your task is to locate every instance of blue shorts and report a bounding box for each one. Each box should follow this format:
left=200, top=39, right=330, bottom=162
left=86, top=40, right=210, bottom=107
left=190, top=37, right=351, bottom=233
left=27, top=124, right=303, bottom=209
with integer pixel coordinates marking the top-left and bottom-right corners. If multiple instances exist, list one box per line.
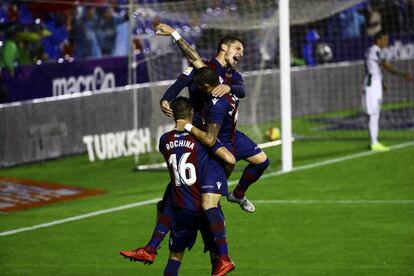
left=201, top=157, right=229, bottom=196
left=233, top=130, right=262, bottom=161
left=212, top=130, right=262, bottom=161
left=169, top=208, right=212, bottom=252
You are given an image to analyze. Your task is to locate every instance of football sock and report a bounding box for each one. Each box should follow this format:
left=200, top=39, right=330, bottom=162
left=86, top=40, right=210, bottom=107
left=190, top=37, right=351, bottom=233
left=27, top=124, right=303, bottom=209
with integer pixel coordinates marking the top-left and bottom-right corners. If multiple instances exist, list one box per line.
left=233, top=158, right=269, bottom=199
left=369, top=113, right=380, bottom=144
left=163, top=259, right=181, bottom=276
left=146, top=204, right=173, bottom=251
left=205, top=207, right=228, bottom=257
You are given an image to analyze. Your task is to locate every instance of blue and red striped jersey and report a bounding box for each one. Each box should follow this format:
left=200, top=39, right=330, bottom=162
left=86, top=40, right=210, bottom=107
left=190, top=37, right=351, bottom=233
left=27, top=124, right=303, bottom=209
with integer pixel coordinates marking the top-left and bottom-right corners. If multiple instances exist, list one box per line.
left=161, top=58, right=245, bottom=127
left=203, top=94, right=239, bottom=148
left=159, top=130, right=209, bottom=213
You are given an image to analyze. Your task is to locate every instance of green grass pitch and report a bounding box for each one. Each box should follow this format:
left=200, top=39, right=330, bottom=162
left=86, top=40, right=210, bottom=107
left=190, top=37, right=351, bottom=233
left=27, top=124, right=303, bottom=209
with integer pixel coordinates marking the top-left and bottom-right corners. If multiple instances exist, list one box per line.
left=1, top=140, right=413, bottom=275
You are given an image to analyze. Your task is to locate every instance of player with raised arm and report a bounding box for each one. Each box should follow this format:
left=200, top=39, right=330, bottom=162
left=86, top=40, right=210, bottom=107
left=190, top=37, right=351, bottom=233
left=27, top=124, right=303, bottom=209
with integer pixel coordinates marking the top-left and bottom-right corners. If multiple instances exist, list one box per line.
left=155, top=22, right=269, bottom=212
left=363, top=32, right=413, bottom=151
left=119, top=22, right=269, bottom=267
left=121, top=97, right=236, bottom=276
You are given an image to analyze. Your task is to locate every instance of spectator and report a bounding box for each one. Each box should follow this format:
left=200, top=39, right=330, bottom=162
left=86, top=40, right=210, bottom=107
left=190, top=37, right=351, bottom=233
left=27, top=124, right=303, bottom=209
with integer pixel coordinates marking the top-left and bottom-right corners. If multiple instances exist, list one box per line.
left=71, top=7, right=101, bottom=58
left=112, top=11, right=129, bottom=56
left=302, top=27, right=320, bottom=66
left=97, top=7, right=116, bottom=56
left=0, top=32, right=31, bottom=76
left=339, top=7, right=365, bottom=38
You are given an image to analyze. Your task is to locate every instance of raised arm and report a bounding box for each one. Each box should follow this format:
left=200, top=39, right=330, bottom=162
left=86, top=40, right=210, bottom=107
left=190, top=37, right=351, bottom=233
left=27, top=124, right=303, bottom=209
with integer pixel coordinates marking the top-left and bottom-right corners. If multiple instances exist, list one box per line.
left=154, top=22, right=206, bottom=69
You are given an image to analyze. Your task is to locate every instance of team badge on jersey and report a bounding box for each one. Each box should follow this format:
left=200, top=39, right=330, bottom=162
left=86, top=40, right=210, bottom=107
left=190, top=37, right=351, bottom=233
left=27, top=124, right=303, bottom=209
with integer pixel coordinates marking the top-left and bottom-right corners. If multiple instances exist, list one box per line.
left=182, top=66, right=194, bottom=76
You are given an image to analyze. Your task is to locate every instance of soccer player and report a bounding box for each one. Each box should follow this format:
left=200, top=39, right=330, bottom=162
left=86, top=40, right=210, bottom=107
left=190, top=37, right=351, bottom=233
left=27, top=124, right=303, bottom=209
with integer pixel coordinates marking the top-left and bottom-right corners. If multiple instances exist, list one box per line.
left=160, top=97, right=235, bottom=276
left=363, top=32, right=413, bottom=151
left=155, top=22, right=269, bottom=212
left=121, top=97, right=236, bottom=276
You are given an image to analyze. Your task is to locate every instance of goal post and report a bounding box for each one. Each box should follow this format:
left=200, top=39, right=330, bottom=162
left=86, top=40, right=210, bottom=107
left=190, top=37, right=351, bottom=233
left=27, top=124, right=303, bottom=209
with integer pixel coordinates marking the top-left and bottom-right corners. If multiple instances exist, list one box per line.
left=126, top=0, right=414, bottom=170
left=279, top=0, right=293, bottom=172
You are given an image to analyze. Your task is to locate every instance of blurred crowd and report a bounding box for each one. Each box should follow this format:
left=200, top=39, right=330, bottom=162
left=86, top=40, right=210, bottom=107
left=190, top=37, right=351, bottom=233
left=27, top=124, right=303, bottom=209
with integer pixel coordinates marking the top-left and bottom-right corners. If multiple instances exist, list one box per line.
left=291, top=0, right=414, bottom=66
left=0, top=0, right=207, bottom=75
left=0, top=0, right=135, bottom=74
left=0, top=0, right=413, bottom=74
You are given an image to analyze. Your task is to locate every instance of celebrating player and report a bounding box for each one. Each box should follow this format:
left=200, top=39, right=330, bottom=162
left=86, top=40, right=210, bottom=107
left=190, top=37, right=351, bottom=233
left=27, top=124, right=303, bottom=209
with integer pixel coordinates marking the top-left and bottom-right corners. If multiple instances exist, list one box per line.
left=155, top=22, right=269, bottom=212
left=121, top=97, right=236, bottom=276
left=363, top=32, right=413, bottom=151
left=160, top=97, right=235, bottom=276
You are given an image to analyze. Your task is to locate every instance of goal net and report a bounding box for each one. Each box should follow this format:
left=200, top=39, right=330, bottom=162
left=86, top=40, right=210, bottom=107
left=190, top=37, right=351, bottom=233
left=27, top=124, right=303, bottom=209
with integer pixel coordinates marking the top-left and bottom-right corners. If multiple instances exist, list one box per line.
left=130, top=0, right=414, bottom=168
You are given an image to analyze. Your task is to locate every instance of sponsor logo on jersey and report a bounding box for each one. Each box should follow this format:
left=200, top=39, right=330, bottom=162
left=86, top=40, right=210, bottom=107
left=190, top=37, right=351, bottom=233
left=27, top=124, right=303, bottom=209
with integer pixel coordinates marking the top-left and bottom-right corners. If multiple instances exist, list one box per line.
left=174, top=132, right=189, bottom=138
left=212, top=98, right=219, bottom=105
left=216, top=181, right=222, bottom=189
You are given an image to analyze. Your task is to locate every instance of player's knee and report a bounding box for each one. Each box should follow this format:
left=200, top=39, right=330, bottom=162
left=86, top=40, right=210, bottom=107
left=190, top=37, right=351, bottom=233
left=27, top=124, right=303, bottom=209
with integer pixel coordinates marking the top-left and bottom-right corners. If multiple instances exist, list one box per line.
left=258, top=158, right=270, bottom=171
left=260, top=150, right=268, bottom=160
left=248, top=151, right=268, bottom=164
left=201, top=193, right=220, bottom=210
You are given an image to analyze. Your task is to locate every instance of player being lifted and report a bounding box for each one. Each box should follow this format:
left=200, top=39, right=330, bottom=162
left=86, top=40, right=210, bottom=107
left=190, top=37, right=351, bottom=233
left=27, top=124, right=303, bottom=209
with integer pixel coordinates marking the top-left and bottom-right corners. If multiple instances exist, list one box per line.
left=119, top=21, right=269, bottom=268
left=156, top=22, right=269, bottom=212
left=363, top=32, right=413, bottom=151
left=121, top=89, right=237, bottom=273
left=157, top=97, right=235, bottom=276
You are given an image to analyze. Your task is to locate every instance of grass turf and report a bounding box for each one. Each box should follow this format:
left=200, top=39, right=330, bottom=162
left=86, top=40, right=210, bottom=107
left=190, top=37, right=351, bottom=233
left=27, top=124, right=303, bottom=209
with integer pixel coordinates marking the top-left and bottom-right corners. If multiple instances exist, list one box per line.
left=0, top=140, right=413, bottom=275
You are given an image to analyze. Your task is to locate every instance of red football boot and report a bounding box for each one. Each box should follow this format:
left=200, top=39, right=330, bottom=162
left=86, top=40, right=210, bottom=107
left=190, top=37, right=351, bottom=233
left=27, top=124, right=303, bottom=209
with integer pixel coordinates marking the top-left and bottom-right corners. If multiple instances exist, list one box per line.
left=211, top=256, right=235, bottom=276
left=120, top=246, right=157, bottom=265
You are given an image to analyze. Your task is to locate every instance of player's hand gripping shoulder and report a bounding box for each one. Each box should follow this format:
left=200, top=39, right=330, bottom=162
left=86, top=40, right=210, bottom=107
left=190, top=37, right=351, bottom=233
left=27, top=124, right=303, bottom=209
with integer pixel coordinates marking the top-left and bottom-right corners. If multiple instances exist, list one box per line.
left=211, top=84, right=231, bottom=97
left=174, top=119, right=188, bottom=131
left=160, top=100, right=173, bottom=117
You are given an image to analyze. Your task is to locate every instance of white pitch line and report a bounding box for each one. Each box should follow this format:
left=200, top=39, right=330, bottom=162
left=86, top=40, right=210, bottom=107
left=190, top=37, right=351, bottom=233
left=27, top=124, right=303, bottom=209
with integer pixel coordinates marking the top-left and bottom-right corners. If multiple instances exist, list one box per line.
left=254, top=199, right=414, bottom=204
left=0, top=198, right=161, bottom=237
left=1, top=140, right=413, bottom=237
left=253, top=140, right=414, bottom=181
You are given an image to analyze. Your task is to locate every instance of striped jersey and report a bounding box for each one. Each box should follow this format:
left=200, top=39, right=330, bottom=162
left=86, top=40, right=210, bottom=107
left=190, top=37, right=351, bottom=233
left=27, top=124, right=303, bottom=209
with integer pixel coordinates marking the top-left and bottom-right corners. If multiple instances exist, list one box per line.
left=159, top=130, right=207, bottom=212
left=203, top=93, right=239, bottom=148
left=161, top=58, right=245, bottom=127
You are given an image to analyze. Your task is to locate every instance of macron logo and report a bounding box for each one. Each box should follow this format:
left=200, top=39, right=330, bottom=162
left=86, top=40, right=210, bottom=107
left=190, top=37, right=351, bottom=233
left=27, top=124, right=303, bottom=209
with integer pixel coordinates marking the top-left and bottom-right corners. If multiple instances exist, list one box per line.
left=212, top=98, right=219, bottom=105
left=216, top=181, right=222, bottom=189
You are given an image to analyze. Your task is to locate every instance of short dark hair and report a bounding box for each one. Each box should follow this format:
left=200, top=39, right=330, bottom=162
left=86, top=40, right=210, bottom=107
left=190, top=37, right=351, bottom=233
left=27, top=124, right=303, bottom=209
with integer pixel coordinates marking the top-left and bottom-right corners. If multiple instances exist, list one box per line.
left=374, top=32, right=388, bottom=43
left=217, top=35, right=244, bottom=53
left=170, top=96, right=192, bottom=120
left=193, top=67, right=220, bottom=91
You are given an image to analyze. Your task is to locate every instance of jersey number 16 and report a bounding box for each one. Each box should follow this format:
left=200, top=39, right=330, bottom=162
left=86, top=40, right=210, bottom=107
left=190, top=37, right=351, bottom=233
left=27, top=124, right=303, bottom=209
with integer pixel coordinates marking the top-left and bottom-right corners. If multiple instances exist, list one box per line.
left=168, top=153, right=196, bottom=186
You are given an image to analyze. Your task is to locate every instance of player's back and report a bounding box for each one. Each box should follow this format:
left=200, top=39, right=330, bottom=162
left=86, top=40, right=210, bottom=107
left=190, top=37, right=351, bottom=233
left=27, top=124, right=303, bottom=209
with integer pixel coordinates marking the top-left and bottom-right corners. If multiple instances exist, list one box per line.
left=159, top=130, right=208, bottom=212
